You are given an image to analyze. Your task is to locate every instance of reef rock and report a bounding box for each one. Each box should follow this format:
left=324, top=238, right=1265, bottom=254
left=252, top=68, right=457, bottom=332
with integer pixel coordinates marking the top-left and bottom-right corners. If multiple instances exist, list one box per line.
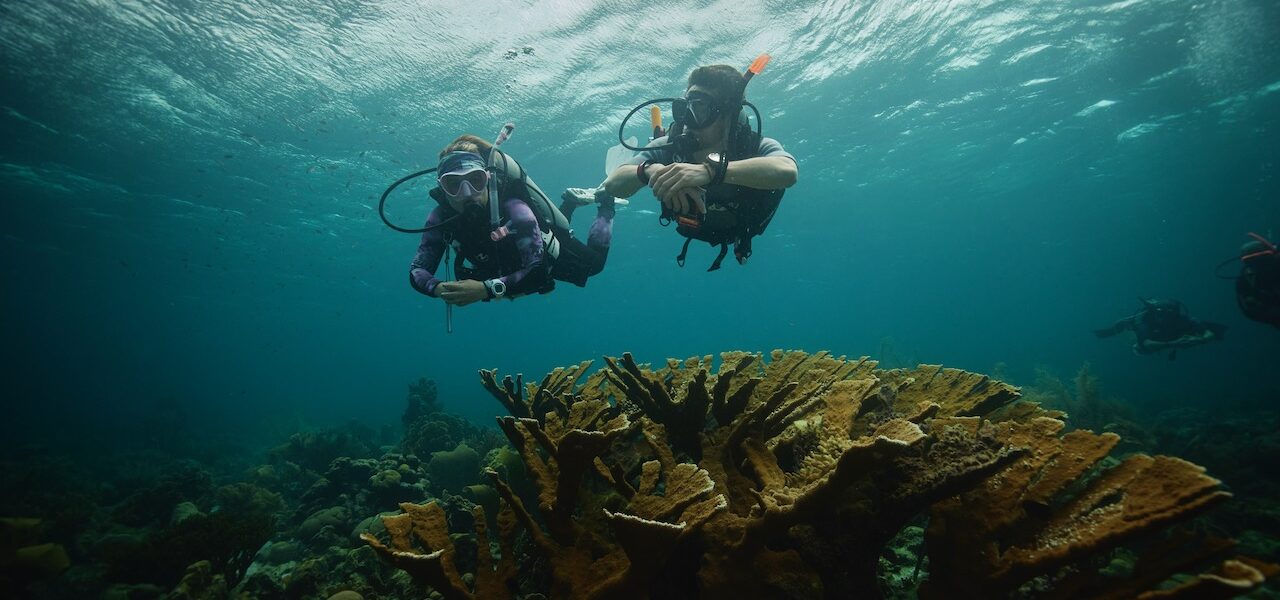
left=428, top=443, right=481, bottom=494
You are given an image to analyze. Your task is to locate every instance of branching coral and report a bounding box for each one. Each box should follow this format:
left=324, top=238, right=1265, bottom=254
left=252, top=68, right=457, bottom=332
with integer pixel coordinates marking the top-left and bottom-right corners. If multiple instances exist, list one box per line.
left=920, top=417, right=1232, bottom=598
left=364, top=350, right=1275, bottom=599
left=361, top=501, right=518, bottom=600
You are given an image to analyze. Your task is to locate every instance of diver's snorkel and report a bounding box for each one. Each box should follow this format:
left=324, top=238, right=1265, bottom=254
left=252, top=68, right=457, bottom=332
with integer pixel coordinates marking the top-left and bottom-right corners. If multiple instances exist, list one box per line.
left=618, top=96, right=699, bottom=159
left=488, top=123, right=516, bottom=240
left=650, top=105, right=665, bottom=140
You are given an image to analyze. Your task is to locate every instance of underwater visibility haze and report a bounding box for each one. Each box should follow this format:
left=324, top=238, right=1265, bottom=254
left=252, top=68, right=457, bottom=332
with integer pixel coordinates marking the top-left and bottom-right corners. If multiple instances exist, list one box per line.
left=1, top=0, right=1279, bottom=598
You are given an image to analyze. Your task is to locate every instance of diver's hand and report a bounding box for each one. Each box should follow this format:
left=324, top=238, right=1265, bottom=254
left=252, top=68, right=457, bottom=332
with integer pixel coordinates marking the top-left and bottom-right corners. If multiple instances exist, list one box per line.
left=660, top=187, right=706, bottom=217
left=437, top=280, right=488, bottom=306
left=650, top=161, right=711, bottom=212
left=650, top=162, right=712, bottom=197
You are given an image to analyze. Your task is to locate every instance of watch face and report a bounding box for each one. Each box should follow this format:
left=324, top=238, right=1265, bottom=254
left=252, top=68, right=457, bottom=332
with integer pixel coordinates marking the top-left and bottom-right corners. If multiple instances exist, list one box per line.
left=707, top=153, right=722, bottom=163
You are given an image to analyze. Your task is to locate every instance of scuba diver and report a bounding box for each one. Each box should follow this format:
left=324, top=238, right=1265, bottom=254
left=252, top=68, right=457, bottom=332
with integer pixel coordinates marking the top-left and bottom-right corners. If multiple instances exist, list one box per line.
left=1232, top=232, right=1280, bottom=329
left=380, top=131, right=614, bottom=325
left=1093, top=298, right=1227, bottom=360
left=603, top=58, right=798, bottom=271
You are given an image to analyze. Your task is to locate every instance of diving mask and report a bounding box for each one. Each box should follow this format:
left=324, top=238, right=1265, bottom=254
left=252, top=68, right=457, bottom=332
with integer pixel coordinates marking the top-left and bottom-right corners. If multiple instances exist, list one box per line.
left=438, top=168, right=488, bottom=198
left=682, top=90, right=724, bottom=129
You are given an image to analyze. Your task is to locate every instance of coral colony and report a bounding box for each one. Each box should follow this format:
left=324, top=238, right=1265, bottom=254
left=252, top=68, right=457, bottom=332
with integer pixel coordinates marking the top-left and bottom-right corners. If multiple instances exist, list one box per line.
left=362, top=351, right=1278, bottom=599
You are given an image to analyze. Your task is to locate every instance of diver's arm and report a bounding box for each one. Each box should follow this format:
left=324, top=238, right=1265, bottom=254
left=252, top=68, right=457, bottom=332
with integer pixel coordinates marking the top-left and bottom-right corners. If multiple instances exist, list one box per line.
left=604, top=163, right=652, bottom=199
left=721, top=156, right=798, bottom=190
left=409, top=209, right=449, bottom=297
left=437, top=280, right=487, bottom=306
left=1092, top=317, right=1133, bottom=338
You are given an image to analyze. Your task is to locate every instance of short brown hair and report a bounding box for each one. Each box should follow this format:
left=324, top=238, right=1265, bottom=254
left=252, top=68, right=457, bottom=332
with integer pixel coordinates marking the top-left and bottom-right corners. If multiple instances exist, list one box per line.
left=687, top=65, right=746, bottom=107
left=438, top=134, right=493, bottom=158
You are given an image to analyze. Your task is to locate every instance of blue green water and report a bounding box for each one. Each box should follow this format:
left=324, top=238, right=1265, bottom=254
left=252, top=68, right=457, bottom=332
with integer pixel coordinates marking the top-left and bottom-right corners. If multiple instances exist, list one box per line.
left=1, top=0, right=1277, bottom=440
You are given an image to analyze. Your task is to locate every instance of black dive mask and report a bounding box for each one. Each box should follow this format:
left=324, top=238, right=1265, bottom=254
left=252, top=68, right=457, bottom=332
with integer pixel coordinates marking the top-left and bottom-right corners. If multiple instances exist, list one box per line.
left=681, top=91, right=723, bottom=129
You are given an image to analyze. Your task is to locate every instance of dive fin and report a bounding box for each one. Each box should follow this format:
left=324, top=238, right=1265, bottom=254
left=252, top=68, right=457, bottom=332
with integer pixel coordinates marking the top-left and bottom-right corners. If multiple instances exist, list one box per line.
left=605, top=137, right=639, bottom=176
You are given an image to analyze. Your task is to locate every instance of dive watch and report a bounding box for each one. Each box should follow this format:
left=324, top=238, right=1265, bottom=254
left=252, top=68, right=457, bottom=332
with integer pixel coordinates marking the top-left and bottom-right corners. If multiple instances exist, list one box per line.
left=484, top=278, right=506, bottom=299
left=704, top=153, right=727, bottom=186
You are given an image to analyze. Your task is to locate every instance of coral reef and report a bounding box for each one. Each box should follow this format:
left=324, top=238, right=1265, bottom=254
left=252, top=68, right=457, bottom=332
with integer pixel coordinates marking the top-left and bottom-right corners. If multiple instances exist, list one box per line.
left=111, top=462, right=214, bottom=528
left=229, top=378, right=510, bottom=600
left=428, top=443, right=482, bottom=495
left=402, top=379, right=503, bottom=460
left=364, top=350, right=1276, bottom=599
left=3, top=374, right=505, bottom=600
left=271, top=422, right=380, bottom=475
left=1150, top=406, right=1280, bottom=565
left=101, top=484, right=277, bottom=589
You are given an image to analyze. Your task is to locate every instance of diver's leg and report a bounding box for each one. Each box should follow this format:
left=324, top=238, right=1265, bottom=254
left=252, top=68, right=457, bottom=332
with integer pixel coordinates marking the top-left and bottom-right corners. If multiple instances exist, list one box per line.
left=583, top=192, right=615, bottom=276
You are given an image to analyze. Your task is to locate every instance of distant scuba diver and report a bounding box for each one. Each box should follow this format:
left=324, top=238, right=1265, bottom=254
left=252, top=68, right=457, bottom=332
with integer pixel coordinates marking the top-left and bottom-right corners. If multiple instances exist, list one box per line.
left=1093, top=299, right=1227, bottom=360
left=603, top=56, right=799, bottom=271
left=1230, top=232, right=1280, bottom=329
left=377, top=128, right=614, bottom=331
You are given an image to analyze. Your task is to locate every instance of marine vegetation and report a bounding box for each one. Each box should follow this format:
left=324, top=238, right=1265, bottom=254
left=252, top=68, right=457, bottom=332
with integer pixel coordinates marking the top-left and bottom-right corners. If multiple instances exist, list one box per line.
left=1021, top=363, right=1155, bottom=451
left=362, top=350, right=1278, bottom=599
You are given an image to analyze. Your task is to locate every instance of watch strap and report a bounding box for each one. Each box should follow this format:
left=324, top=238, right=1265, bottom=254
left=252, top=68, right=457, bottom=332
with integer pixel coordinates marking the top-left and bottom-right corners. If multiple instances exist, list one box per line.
left=637, top=160, right=655, bottom=185
left=706, top=155, right=727, bottom=187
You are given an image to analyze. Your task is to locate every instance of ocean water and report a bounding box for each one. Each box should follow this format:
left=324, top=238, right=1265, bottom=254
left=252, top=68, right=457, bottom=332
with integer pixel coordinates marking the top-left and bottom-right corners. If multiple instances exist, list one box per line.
left=1, top=0, right=1277, bottom=439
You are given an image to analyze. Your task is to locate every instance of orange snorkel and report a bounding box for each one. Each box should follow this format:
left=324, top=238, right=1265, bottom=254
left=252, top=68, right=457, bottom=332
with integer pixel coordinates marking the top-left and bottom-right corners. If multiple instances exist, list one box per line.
left=745, top=53, right=771, bottom=83
left=650, top=105, right=665, bottom=140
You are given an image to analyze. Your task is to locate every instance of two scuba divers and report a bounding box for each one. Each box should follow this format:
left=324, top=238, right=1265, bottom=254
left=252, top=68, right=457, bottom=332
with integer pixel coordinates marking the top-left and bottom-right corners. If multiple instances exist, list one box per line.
left=603, top=60, right=798, bottom=271
left=382, top=132, right=614, bottom=308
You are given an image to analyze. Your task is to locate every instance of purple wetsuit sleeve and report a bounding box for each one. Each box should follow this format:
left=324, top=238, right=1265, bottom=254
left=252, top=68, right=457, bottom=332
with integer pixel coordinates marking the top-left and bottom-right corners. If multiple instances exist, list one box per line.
left=498, top=198, right=548, bottom=295
left=409, top=207, right=448, bottom=297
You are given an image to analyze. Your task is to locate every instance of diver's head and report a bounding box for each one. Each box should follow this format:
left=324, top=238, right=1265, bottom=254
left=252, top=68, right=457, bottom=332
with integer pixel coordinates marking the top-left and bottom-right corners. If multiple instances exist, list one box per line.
left=436, top=135, right=493, bottom=214
left=684, top=65, right=746, bottom=146
left=1141, top=298, right=1185, bottom=320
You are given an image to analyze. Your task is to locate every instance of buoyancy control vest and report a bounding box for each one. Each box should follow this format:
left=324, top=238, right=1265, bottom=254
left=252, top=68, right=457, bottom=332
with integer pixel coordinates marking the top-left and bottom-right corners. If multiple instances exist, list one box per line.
left=672, top=117, right=785, bottom=271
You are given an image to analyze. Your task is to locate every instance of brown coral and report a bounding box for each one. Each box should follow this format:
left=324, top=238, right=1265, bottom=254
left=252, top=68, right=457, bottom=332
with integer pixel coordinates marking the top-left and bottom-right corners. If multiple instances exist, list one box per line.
left=364, top=350, right=1273, bottom=600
